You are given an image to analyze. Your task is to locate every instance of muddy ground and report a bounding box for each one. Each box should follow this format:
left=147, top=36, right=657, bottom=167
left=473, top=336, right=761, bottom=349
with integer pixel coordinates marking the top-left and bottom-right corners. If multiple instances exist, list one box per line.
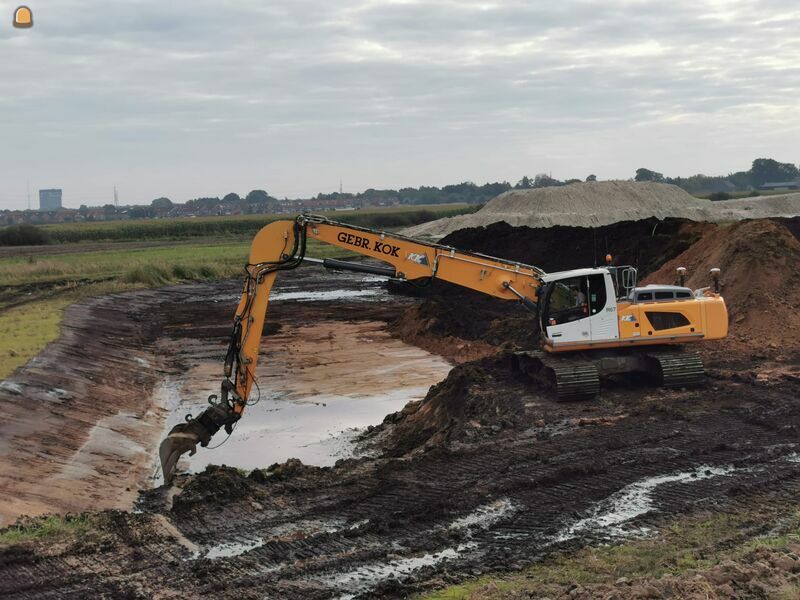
left=2, top=218, right=800, bottom=599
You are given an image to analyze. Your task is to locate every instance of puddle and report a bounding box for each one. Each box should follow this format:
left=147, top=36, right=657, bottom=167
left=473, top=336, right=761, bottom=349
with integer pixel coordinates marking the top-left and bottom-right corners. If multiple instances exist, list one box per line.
left=152, top=320, right=452, bottom=482
left=269, top=289, right=386, bottom=302
left=181, top=387, right=435, bottom=474
left=320, top=543, right=476, bottom=600
left=449, top=498, right=517, bottom=532
left=204, top=537, right=266, bottom=559
left=555, top=465, right=736, bottom=542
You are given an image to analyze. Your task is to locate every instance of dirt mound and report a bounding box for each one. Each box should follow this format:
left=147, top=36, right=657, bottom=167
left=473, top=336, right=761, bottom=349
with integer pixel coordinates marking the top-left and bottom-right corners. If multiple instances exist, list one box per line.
left=440, top=217, right=710, bottom=276
left=391, top=218, right=711, bottom=357
left=716, top=191, right=800, bottom=220
left=375, top=355, right=531, bottom=456
left=405, top=181, right=717, bottom=238
left=775, top=216, right=800, bottom=243
left=403, top=183, right=800, bottom=239
left=646, top=219, right=800, bottom=344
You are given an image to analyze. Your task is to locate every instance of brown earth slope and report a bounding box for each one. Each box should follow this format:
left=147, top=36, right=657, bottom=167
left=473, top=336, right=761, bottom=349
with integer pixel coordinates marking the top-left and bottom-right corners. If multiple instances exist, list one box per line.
left=646, top=219, right=800, bottom=345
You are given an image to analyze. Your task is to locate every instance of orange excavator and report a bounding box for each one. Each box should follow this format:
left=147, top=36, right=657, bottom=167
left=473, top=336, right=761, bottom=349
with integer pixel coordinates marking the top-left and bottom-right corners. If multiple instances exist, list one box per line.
left=159, top=214, right=728, bottom=481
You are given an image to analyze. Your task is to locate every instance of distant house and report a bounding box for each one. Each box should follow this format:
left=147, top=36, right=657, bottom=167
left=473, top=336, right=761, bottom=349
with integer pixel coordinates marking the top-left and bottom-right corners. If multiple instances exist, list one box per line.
left=758, top=180, right=800, bottom=191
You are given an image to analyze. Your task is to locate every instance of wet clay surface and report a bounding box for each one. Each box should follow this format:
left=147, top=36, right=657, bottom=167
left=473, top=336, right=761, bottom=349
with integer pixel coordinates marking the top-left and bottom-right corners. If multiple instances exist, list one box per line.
left=0, top=267, right=427, bottom=526
left=2, top=347, right=800, bottom=599
left=3, top=218, right=800, bottom=599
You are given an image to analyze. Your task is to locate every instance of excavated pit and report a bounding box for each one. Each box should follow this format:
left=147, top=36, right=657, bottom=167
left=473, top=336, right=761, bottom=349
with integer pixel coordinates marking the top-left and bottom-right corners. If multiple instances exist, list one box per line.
left=2, top=217, right=800, bottom=599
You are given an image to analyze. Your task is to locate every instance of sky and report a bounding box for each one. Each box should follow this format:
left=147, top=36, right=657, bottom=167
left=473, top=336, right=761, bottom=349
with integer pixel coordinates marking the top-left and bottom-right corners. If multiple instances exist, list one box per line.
left=0, top=0, right=798, bottom=209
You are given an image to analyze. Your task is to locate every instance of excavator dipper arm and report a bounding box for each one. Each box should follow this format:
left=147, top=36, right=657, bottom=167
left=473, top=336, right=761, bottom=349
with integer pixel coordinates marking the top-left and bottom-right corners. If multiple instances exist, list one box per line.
left=159, top=214, right=544, bottom=482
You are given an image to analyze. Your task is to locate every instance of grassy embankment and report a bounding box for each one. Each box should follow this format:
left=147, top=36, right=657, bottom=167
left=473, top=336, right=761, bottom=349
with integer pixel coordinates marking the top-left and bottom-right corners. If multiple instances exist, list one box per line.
left=419, top=505, right=800, bottom=599
left=0, top=204, right=475, bottom=379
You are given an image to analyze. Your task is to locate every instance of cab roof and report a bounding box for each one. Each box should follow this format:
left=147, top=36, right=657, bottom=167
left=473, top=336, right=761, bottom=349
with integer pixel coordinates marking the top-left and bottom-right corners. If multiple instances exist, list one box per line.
left=541, top=267, right=610, bottom=283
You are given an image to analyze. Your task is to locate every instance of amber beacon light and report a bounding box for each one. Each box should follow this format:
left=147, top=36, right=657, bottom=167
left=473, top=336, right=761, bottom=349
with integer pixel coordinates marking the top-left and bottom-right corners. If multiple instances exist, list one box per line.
left=13, top=5, right=33, bottom=28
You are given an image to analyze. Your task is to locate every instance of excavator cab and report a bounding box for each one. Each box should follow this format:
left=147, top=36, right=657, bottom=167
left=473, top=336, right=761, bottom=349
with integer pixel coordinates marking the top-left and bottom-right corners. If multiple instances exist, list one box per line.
left=538, top=268, right=621, bottom=349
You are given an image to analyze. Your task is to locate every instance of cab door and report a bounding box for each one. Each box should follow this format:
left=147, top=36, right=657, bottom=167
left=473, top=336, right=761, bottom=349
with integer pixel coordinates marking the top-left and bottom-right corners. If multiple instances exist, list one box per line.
left=587, top=273, right=619, bottom=342
left=540, top=277, right=592, bottom=345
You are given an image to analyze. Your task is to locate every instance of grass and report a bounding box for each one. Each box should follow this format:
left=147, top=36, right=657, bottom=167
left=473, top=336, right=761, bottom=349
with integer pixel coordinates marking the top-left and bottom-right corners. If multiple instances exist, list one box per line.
left=0, top=514, right=95, bottom=544
left=0, top=204, right=461, bottom=380
left=0, top=297, right=73, bottom=379
left=418, top=509, right=800, bottom=599
left=35, top=204, right=475, bottom=244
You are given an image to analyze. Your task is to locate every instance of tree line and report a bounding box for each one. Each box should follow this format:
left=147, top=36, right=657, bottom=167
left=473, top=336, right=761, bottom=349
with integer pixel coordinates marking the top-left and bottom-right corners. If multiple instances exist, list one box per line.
left=633, top=158, right=799, bottom=195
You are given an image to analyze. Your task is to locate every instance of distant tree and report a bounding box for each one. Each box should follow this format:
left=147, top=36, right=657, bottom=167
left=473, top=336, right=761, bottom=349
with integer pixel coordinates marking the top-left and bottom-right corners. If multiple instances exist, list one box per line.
left=564, top=178, right=582, bottom=185
left=78, top=204, right=89, bottom=217
left=0, top=224, right=50, bottom=246
left=726, top=171, right=751, bottom=190
left=533, top=174, right=563, bottom=188
left=635, top=168, right=664, bottom=182
left=191, top=197, right=221, bottom=210
left=245, top=190, right=271, bottom=204
left=151, top=197, right=173, bottom=211
left=749, top=158, right=799, bottom=187
left=129, top=206, right=153, bottom=219
left=585, top=174, right=597, bottom=182
left=103, top=204, right=116, bottom=216
left=515, top=176, right=532, bottom=189
left=707, top=192, right=732, bottom=201
left=222, top=192, right=241, bottom=204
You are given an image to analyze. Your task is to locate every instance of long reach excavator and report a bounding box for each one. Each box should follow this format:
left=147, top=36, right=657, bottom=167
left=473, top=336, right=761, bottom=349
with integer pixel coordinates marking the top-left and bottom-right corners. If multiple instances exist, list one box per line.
left=159, top=214, right=728, bottom=481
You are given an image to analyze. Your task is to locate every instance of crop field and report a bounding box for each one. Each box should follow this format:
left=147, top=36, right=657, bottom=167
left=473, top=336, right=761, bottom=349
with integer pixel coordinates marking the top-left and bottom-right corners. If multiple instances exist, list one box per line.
left=38, top=204, right=473, bottom=243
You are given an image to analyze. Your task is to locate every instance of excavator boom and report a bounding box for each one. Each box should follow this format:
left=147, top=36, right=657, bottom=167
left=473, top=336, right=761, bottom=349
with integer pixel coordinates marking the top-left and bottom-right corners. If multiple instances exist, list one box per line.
left=159, top=214, right=544, bottom=481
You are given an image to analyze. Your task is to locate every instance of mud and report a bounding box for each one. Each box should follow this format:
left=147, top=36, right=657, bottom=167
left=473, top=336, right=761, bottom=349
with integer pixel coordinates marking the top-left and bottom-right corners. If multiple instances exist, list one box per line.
left=0, top=267, right=432, bottom=526
left=647, top=218, right=800, bottom=345
left=3, top=218, right=800, bottom=599
left=3, top=343, right=800, bottom=598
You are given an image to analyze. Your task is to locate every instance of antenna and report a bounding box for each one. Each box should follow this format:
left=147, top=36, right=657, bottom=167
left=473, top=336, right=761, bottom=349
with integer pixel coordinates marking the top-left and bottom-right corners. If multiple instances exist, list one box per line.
left=27, top=180, right=30, bottom=211
left=114, top=186, right=119, bottom=208
left=339, top=179, right=343, bottom=194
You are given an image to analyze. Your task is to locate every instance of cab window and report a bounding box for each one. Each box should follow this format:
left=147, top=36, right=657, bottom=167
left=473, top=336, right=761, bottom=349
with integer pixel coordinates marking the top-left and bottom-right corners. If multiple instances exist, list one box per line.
left=587, top=274, right=607, bottom=315
left=654, top=291, right=674, bottom=300
left=547, top=276, right=589, bottom=323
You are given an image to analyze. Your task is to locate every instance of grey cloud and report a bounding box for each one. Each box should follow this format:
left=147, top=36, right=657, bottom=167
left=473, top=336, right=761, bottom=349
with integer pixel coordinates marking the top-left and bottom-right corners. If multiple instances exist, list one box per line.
left=0, top=0, right=797, bottom=208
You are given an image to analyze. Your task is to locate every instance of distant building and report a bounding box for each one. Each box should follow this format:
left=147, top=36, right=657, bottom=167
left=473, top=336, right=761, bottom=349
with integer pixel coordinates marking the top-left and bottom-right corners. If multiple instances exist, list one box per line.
left=758, top=180, right=800, bottom=191
left=39, top=189, right=62, bottom=211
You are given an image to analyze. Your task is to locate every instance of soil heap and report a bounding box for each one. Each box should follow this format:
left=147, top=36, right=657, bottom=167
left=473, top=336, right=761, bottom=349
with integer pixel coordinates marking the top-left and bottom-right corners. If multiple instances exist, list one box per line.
left=404, top=181, right=717, bottom=238
left=403, top=182, right=800, bottom=239
left=646, top=219, right=800, bottom=345
left=392, top=218, right=712, bottom=359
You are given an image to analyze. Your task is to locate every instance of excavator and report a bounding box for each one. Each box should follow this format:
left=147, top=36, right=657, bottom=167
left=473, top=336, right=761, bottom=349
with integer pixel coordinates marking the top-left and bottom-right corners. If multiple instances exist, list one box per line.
left=159, top=214, right=728, bottom=481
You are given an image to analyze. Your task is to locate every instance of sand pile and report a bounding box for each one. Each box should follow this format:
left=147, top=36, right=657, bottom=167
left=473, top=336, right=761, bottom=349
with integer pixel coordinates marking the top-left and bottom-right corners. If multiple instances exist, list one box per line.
left=403, top=182, right=800, bottom=239
left=646, top=219, right=800, bottom=344
left=405, top=181, right=717, bottom=237
left=716, top=193, right=800, bottom=220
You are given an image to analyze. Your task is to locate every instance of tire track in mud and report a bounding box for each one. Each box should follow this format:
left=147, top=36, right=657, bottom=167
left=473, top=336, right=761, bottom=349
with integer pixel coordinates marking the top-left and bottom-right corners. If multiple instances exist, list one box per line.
left=3, top=273, right=800, bottom=598
left=6, top=369, right=798, bottom=599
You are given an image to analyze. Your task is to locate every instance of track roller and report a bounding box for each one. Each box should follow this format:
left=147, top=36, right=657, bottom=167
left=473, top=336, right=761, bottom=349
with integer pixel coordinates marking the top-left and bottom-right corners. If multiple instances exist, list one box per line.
left=645, top=351, right=705, bottom=388
left=513, top=351, right=600, bottom=401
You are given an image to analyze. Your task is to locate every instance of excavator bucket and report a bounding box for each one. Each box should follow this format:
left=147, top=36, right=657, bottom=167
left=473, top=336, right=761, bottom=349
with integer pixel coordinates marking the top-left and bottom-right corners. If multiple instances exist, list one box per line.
left=158, top=399, right=241, bottom=484
left=159, top=422, right=203, bottom=484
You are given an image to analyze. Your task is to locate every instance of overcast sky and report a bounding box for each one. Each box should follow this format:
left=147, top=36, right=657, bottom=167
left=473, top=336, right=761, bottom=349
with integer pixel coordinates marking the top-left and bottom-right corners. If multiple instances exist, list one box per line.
left=1, top=0, right=798, bottom=209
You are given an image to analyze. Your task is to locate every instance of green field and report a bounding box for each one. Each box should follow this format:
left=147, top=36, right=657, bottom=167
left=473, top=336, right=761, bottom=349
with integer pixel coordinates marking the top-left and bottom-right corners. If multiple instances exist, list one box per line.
left=37, top=204, right=473, bottom=244
left=0, top=205, right=472, bottom=379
